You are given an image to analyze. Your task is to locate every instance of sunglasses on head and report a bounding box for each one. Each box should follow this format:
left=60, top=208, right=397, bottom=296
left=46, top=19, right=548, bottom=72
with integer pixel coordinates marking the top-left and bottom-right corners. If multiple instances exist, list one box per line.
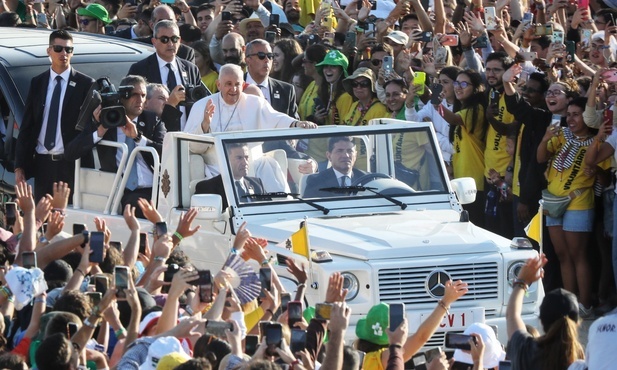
left=157, top=35, right=180, bottom=44
left=248, top=52, right=274, bottom=60
left=51, top=45, right=74, bottom=53
left=453, top=81, right=471, bottom=89
left=371, top=59, right=382, bottom=66
left=351, top=80, right=372, bottom=88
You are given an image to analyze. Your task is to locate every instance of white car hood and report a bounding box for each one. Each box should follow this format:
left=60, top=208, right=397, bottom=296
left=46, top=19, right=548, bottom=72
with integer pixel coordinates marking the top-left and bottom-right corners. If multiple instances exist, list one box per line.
left=251, top=210, right=508, bottom=260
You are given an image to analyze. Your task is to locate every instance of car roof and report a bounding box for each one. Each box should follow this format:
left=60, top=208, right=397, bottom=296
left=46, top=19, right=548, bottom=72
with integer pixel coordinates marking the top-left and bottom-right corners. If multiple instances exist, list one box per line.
left=0, top=28, right=154, bottom=67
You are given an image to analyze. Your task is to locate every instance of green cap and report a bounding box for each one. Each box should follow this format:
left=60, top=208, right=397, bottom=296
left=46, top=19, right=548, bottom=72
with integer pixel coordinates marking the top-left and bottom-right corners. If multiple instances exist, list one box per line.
left=76, top=4, right=111, bottom=25
left=316, top=50, right=349, bottom=77
left=355, top=302, right=389, bottom=345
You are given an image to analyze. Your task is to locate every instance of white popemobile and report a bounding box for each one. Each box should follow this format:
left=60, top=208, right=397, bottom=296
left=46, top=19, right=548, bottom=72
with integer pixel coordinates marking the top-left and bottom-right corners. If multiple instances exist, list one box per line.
left=64, top=118, right=543, bottom=345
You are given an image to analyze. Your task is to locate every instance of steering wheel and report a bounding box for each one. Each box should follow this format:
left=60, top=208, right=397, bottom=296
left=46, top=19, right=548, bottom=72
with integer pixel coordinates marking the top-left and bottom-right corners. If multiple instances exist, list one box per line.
left=351, top=173, right=392, bottom=187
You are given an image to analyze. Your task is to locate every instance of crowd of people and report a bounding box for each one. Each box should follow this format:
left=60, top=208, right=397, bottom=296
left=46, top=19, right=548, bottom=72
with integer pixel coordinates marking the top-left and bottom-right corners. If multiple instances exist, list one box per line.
left=1, top=0, right=617, bottom=368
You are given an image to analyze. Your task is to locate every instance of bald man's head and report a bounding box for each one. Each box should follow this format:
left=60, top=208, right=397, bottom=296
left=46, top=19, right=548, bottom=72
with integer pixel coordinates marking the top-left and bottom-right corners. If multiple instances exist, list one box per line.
left=222, top=32, right=246, bottom=65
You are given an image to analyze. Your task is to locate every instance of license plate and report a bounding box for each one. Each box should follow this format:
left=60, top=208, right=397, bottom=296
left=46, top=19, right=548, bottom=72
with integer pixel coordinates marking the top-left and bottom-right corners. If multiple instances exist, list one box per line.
left=420, top=307, right=485, bottom=330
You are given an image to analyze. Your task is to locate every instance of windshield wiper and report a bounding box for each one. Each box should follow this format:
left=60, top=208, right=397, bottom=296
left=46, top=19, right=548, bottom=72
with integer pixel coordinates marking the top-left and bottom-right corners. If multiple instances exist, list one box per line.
left=319, top=186, right=407, bottom=210
left=245, top=193, right=330, bottom=215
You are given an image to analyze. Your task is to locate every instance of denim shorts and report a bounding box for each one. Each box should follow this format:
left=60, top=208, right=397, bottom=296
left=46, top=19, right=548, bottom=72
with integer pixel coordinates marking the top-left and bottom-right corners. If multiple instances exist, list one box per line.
left=546, top=208, right=595, bottom=232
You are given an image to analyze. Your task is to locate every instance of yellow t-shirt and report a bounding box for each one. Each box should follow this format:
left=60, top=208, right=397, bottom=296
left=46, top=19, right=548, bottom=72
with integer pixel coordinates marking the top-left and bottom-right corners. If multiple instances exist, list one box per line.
left=201, top=70, right=218, bottom=94
left=362, top=348, right=387, bottom=370
left=512, top=123, right=524, bottom=196
left=299, top=81, right=319, bottom=121
left=393, top=130, right=431, bottom=190
left=484, top=93, right=515, bottom=178
left=343, top=99, right=388, bottom=169
left=545, top=133, right=610, bottom=210
left=453, top=106, right=486, bottom=191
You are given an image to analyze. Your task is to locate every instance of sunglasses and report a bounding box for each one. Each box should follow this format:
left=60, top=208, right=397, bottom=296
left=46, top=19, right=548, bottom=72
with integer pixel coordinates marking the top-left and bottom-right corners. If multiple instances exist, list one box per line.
left=156, top=35, right=180, bottom=44
left=247, top=52, right=274, bottom=60
left=79, top=18, right=93, bottom=26
left=51, top=45, right=74, bottom=53
left=351, top=80, right=372, bottom=88
left=371, top=59, right=382, bottom=66
left=453, top=81, right=471, bottom=89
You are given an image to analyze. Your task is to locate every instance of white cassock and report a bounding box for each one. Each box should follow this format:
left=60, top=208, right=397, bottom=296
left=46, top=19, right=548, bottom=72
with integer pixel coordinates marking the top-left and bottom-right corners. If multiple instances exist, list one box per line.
left=184, top=92, right=295, bottom=192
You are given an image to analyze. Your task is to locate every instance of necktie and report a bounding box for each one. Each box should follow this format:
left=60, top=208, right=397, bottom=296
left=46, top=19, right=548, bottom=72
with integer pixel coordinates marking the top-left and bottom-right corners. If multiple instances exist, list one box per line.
left=45, top=75, right=63, bottom=150
left=166, top=63, right=178, bottom=92
left=125, top=135, right=139, bottom=191
left=340, top=175, right=349, bottom=187
left=257, top=84, right=269, bottom=103
left=235, top=180, right=248, bottom=201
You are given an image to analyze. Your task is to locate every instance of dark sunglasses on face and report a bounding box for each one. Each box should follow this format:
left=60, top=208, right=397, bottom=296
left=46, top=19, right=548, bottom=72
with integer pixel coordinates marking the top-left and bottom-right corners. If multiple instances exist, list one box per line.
left=371, top=59, right=382, bottom=66
left=248, top=52, right=274, bottom=60
left=157, top=35, right=180, bottom=44
left=79, top=18, right=93, bottom=26
left=352, top=80, right=372, bottom=88
left=51, top=45, right=74, bottom=53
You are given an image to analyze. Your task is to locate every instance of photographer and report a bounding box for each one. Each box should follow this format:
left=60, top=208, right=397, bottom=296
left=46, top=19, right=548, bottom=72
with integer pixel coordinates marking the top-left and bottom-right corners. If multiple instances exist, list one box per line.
left=65, top=75, right=166, bottom=218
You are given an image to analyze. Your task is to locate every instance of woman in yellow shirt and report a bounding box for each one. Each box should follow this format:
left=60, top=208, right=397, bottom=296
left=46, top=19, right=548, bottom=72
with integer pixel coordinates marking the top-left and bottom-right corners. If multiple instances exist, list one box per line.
left=341, top=67, right=389, bottom=126
left=298, top=44, right=328, bottom=121
left=193, top=40, right=218, bottom=94
left=435, top=69, right=488, bottom=227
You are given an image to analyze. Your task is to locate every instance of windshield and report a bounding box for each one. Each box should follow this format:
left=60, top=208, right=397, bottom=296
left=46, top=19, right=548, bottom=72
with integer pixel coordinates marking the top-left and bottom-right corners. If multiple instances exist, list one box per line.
left=219, top=125, right=448, bottom=206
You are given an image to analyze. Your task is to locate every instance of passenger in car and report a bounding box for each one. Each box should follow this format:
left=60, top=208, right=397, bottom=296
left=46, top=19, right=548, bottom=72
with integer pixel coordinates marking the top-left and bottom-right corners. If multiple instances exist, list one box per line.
left=303, top=136, right=368, bottom=198
left=195, top=142, right=265, bottom=209
left=64, top=75, right=166, bottom=218
left=15, top=29, right=96, bottom=202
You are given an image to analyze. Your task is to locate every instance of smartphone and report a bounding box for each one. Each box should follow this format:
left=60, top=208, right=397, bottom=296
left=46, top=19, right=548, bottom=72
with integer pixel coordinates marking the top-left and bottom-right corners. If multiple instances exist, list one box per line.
left=369, top=0, right=377, bottom=9
left=287, top=301, right=303, bottom=328
left=577, top=0, right=589, bottom=8
left=421, top=31, right=433, bottom=42
left=221, top=11, right=232, bottom=21
left=160, top=0, right=175, bottom=3
left=205, top=320, right=232, bottom=337
left=605, top=109, right=614, bottom=135
left=389, top=303, right=405, bottom=331
left=87, top=292, right=102, bottom=306
left=259, top=321, right=271, bottom=340
left=259, top=267, right=272, bottom=297
left=602, top=69, right=617, bottom=82
left=290, top=329, right=307, bottom=353
left=164, top=263, right=180, bottom=283
left=73, top=223, right=86, bottom=235
left=94, top=275, right=109, bottom=294
left=441, top=34, right=459, bottom=47
left=114, top=266, right=129, bottom=299
left=265, top=322, right=283, bottom=353
left=345, top=31, right=357, bottom=48
left=199, top=282, right=213, bottom=303
left=321, top=16, right=333, bottom=31
left=412, top=353, right=428, bottom=370
left=520, top=51, right=537, bottom=61
left=124, top=0, right=136, bottom=5
left=413, top=72, right=427, bottom=95
left=474, top=34, right=489, bottom=48
left=5, top=202, right=16, bottom=228
left=366, top=22, right=375, bottom=34
left=155, top=222, right=167, bottom=237
left=89, top=232, right=105, bottom=263
left=499, top=360, right=512, bottom=370
left=445, top=332, right=475, bottom=350
left=313, top=97, right=325, bottom=110
left=22, top=251, right=36, bottom=269
left=552, top=30, right=564, bottom=44
left=67, top=322, right=78, bottom=339
left=323, top=32, right=335, bottom=46
left=544, top=24, right=553, bottom=35
left=109, top=241, right=122, bottom=252
left=551, top=114, right=562, bottom=131
left=269, top=13, right=279, bottom=27
left=430, top=84, right=443, bottom=105
left=315, top=302, right=332, bottom=320
left=36, top=12, right=48, bottom=25
left=245, top=335, right=259, bottom=356
left=582, top=29, right=593, bottom=48
left=425, top=347, right=442, bottom=363
left=188, top=269, right=211, bottom=286
left=565, top=41, right=575, bottom=62
left=281, top=293, right=292, bottom=313
left=139, top=232, right=147, bottom=255
left=265, top=31, right=276, bottom=43
left=522, top=12, right=533, bottom=23
left=381, top=56, right=393, bottom=74
left=484, top=7, right=497, bottom=30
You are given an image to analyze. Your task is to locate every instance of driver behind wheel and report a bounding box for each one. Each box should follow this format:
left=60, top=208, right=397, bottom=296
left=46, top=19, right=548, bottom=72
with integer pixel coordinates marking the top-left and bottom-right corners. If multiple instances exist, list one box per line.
left=302, top=136, right=368, bottom=198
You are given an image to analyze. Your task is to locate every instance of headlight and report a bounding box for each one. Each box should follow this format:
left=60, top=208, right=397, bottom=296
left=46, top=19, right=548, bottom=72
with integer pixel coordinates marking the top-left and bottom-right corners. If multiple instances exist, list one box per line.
left=341, top=272, right=359, bottom=301
left=507, top=261, right=526, bottom=286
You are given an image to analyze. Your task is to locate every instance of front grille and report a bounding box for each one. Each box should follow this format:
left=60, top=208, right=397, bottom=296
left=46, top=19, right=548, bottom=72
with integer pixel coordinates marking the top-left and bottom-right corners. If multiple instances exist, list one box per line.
left=378, top=262, right=499, bottom=304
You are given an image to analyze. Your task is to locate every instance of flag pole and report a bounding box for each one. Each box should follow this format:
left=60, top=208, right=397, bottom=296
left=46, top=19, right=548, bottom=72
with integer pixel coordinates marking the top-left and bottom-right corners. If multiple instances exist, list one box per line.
left=539, top=200, right=544, bottom=256
left=304, top=216, right=314, bottom=286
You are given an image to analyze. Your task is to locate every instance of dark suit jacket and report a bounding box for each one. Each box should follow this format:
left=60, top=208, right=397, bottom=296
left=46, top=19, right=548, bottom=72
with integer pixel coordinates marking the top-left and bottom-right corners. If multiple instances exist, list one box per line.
left=246, top=74, right=298, bottom=118
left=64, top=110, right=166, bottom=174
left=303, top=168, right=367, bottom=198
left=15, top=68, right=96, bottom=178
left=128, top=54, right=202, bottom=122
left=133, top=36, right=195, bottom=63
left=195, top=175, right=265, bottom=209
left=109, top=27, right=133, bottom=39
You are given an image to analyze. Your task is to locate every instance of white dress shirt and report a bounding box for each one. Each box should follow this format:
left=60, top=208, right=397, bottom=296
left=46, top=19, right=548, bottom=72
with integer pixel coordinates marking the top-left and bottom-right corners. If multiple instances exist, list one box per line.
left=37, top=67, right=71, bottom=155
left=156, top=54, right=187, bottom=129
left=246, top=73, right=271, bottom=103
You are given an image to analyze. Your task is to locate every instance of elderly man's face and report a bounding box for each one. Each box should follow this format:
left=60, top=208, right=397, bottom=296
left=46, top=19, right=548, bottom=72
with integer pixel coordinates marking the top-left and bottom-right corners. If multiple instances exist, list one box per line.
left=145, top=87, right=169, bottom=117
left=216, top=70, right=243, bottom=105
left=245, top=20, right=265, bottom=42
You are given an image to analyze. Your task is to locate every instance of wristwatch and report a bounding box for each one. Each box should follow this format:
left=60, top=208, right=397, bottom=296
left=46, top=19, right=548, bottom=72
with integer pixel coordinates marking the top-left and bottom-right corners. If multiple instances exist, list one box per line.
left=134, top=132, right=143, bottom=142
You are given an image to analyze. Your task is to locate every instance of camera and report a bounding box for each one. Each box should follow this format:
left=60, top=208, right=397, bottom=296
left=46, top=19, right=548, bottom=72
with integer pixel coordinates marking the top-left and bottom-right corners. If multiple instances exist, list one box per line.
left=181, top=84, right=209, bottom=106
left=98, top=78, right=133, bottom=129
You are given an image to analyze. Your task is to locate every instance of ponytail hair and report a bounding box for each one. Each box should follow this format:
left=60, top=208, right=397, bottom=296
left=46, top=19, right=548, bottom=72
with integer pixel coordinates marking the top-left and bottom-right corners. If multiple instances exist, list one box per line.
left=537, top=316, right=584, bottom=370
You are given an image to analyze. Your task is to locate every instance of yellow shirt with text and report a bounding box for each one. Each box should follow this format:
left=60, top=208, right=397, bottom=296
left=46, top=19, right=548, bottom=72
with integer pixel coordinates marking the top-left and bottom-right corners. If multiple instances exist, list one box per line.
left=484, top=93, right=515, bottom=178
left=453, top=106, right=486, bottom=191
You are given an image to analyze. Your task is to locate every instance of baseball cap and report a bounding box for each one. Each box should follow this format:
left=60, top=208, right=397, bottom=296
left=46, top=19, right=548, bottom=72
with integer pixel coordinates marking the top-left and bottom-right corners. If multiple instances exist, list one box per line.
left=384, top=30, right=409, bottom=46
left=452, top=323, right=506, bottom=368
left=540, top=288, right=579, bottom=331
left=355, top=303, right=389, bottom=345
left=139, top=337, right=187, bottom=370
left=76, top=4, right=111, bottom=25
left=155, top=352, right=191, bottom=370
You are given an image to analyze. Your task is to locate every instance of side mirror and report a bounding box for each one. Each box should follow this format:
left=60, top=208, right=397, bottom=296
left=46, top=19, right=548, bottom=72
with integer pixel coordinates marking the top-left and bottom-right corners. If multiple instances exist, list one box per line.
left=450, top=177, right=477, bottom=205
